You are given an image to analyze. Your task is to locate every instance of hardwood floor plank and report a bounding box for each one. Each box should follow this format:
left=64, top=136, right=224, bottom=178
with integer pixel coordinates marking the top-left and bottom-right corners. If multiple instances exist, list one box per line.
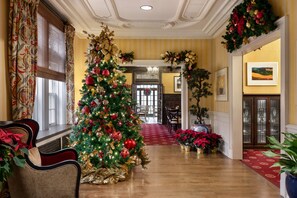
left=80, top=145, right=279, bottom=198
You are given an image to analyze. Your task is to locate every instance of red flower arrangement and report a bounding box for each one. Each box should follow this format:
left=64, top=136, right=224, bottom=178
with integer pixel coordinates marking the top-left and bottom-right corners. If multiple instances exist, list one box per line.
left=0, top=128, right=28, bottom=182
left=174, top=129, right=222, bottom=151
left=222, top=0, right=278, bottom=53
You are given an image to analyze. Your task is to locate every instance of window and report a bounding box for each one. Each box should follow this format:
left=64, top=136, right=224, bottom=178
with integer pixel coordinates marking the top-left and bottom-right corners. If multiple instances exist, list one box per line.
left=33, top=3, right=66, bottom=131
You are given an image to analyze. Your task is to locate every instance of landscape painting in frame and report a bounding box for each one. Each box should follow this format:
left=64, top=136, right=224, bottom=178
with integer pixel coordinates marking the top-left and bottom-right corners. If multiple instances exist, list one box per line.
left=215, top=68, right=228, bottom=101
left=247, top=62, right=278, bottom=86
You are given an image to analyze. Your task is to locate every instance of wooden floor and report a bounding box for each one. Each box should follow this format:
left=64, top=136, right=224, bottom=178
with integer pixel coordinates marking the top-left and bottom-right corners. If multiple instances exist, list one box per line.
left=80, top=145, right=280, bottom=198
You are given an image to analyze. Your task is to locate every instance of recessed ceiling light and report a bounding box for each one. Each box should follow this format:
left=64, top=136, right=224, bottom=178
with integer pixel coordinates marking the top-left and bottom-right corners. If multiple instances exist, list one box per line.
left=140, top=5, right=153, bottom=11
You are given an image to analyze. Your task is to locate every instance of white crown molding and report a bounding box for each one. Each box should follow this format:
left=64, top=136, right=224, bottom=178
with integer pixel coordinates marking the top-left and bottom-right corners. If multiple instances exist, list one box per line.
left=49, top=0, right=242, bottom=39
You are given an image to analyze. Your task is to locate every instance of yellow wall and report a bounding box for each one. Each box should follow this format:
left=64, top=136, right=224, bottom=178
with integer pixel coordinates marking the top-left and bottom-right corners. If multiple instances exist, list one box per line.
left=212, top=32, right=229, bottom=113
left=74, top=37, right=213, bottom=109
left=124, top=73, right=133, bottom=85
left=0, top=0, right=10, bottom=120
left=243, top=39, right=281, bottom=94
left=162, top=73, right=180, bottom=94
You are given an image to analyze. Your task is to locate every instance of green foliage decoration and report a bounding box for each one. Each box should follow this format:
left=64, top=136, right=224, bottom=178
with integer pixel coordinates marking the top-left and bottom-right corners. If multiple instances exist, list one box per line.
left=221, top=0, right=278, bottom=53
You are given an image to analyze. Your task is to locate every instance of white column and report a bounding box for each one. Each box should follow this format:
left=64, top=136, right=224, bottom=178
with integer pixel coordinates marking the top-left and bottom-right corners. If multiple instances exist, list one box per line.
left=181, top=64, right=189, bottom=129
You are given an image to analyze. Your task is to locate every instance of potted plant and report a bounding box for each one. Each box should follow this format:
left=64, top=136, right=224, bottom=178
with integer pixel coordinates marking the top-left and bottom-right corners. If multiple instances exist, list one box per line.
left=193, top=132, right=222, bottom=154
left=174, top=129, right=198, bottom=152
left=183, top=66, right=212, bottom=125
left=193, top=132, right=210, bottom=154
left=0, top=128, right=28, bottom=192
left=263, top=132, right=297, bottom=198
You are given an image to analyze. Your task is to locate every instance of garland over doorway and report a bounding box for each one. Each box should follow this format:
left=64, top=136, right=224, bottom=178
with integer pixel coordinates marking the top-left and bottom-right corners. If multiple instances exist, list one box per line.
left=221, top=0, right=278, bottom=53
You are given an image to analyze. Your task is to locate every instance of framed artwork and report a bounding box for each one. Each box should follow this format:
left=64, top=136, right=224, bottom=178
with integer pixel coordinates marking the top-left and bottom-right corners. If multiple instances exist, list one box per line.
left=174, top=76, right=181, bottom=92
left=247, top=62, right=278, bottom=85
left=215, top=68, right=228, bottom=101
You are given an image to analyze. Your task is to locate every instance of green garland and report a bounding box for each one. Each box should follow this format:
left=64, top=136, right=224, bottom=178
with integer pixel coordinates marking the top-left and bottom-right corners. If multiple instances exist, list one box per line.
left=161, top=50, right=197, bottom=71
left=119, top=51, right=134, bottom=64
left=221, top=0, right=278, bottom=53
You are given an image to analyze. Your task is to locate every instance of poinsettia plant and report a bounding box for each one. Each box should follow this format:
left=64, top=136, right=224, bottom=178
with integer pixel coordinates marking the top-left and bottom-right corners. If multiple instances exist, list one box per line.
left=222, top=0, right=278, bottom=52
left=174, top=129, right=223, bottom=150
left=0, top=128, right=28, bottom=183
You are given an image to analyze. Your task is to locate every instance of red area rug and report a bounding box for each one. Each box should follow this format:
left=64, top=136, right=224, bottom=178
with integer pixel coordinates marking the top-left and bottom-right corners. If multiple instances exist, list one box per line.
left=242, top=149, right=280, bottom=187
left=140, top=124, right=178, bottom=145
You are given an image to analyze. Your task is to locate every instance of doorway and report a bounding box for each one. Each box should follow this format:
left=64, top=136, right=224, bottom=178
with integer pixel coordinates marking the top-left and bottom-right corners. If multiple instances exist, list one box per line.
left=134, top=84, right=162, bottom=124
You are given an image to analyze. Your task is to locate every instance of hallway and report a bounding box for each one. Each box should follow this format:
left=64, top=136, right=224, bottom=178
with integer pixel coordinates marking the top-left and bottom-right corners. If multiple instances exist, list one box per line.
left=80, top=145, right=279, bottom=198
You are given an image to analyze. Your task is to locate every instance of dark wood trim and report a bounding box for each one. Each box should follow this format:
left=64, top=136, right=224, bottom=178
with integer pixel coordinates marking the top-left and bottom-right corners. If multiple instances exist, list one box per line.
left=38, top=2, right=64, bottom=31
left=37, top=66, right=65, bottom=82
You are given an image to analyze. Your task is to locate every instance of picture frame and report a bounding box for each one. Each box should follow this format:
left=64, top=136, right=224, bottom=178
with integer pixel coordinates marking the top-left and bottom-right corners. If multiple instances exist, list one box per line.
left=174, top=76, right=181, bottom=92
left=247, top=62, right=278, bottom=86
left=215, top=68, right=228, bottom=101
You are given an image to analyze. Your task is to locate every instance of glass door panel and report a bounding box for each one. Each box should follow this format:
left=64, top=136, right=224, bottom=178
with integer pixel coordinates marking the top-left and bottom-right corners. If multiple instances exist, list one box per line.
left=243, top=98, right=252, bottom=144
left=256, top=99, right=267, bottom=144
left=134, top=84, right=161, bottom=123
left=270, top=98, right=280, bottom=140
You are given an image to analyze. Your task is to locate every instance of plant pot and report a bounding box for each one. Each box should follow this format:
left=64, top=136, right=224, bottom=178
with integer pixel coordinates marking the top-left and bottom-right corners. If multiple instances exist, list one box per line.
left=180, top=144, right=185, bottom=151
left=197, top=148, right=203, bottom=154
left=286, top=172, right=297, bottom=198
left=184, top=145, right=191, bottom=152
left=211, top=147, right=218, bottom=154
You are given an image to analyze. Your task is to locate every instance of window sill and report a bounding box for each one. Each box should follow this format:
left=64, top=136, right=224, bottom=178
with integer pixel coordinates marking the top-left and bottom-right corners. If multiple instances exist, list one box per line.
left=36, top=124, right=72, bottom=147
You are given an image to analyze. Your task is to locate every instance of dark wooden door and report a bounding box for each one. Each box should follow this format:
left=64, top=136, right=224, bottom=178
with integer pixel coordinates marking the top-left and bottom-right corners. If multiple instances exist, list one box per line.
left=243, top=95, right=280, bottom=148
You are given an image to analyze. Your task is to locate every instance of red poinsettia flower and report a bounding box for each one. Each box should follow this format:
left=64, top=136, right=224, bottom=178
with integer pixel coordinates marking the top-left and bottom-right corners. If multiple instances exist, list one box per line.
left=194, top=138, right=210, bottom=149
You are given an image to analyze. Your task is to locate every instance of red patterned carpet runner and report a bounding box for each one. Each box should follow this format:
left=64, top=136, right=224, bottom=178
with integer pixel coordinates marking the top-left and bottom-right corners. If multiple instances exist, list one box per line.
left=242, top=149, right=280, bottom=187
left=140, top=124, right=178, bottom=145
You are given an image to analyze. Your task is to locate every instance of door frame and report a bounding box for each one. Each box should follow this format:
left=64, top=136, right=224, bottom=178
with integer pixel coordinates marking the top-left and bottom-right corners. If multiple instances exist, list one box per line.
left=229, top=16, right=288, bottom=159
left=228, top=16, right=288, bottom=196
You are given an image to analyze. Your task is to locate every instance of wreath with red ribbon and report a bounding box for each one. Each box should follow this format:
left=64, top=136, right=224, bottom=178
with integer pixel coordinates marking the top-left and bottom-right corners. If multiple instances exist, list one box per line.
left=144, top=88, right=151, bottom=96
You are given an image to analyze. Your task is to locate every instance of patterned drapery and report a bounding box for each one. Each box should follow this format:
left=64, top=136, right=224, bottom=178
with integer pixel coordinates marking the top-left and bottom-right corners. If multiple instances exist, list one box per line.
left=65, top=24, right=75, bottom=124
left=8, top=0, right=39, bottom=120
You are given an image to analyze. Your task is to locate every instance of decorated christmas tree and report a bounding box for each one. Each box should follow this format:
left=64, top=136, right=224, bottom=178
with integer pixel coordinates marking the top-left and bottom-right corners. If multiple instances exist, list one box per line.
left=70, top=25, right=149, bottom=184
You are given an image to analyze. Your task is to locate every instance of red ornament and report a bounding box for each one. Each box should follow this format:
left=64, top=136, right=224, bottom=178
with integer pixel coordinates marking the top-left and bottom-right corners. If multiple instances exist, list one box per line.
left=78, top=100, right=83, bottom=106
left=91, top=101, right=97, bottom=107
left=102, top=69, right=110, bottom=77
left=110, top=113, right=118, bottom=120
left=103, top=107, right=109, bottom=113
left=124, top=139, right=136, bottom=150
left=256, top=11, right=263, bottom=19
left=104, top=125, right=113, bottom=134
left=112, top=82, right=118, bottom=88
left=86, top=76, right=94, bottom=85
left=120, top=148, right=129, bottom=158
left=98, top=151, right=104, bottom=158
left=82, top=106, right=90, bottom=114
left=130, top=139, right=136, bottom=149
left=92, top=67, right=101, bottom=74
left=111, top=131, right=122, bottom=141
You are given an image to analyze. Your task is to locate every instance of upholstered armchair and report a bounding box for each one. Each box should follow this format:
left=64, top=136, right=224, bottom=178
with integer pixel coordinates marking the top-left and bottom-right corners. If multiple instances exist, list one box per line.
left=0, top=119, right=81, bottom=198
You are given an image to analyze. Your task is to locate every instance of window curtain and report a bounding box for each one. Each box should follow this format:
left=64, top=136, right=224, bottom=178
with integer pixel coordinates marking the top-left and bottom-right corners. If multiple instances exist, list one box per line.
left=65, top=24, right=75, bottom=124
left=8, top=0, right=39, bottom=120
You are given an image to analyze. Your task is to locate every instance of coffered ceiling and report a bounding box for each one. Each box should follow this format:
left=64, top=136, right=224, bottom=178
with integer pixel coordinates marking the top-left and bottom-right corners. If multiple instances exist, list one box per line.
left=47, top=0, right=242, bottom=39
